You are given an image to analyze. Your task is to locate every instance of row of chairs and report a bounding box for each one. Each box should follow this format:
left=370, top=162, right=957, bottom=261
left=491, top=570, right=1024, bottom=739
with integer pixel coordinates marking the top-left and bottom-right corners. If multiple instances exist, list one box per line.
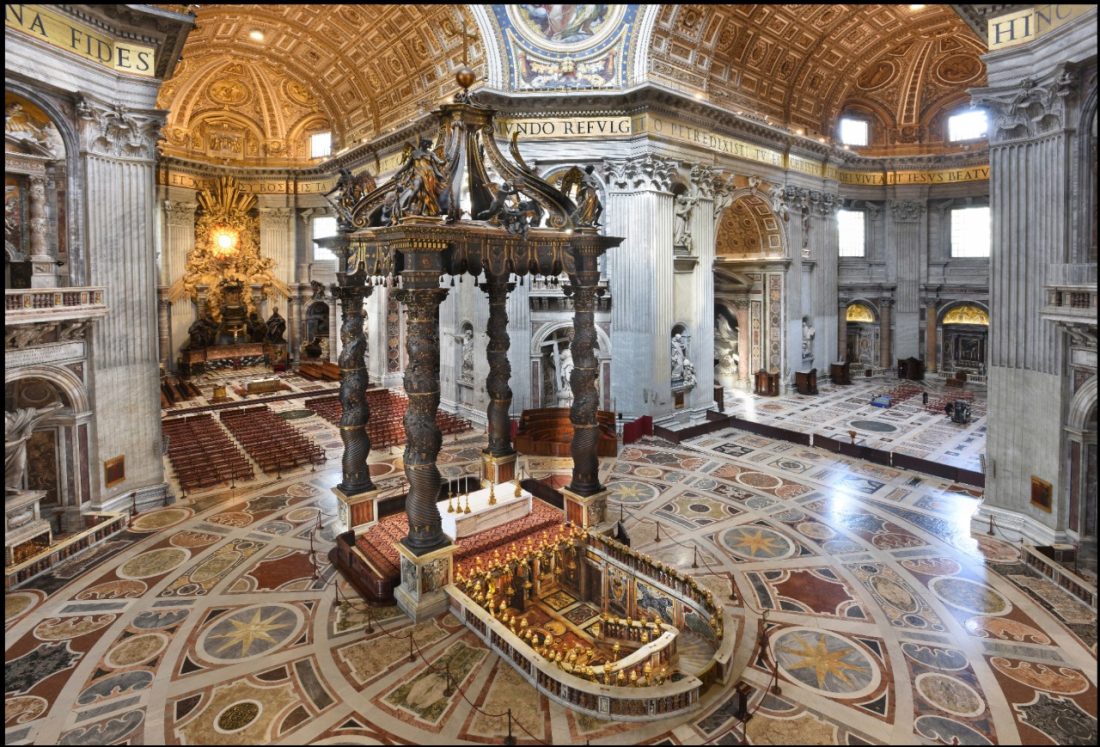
left=160, top=378, right=202, bottom=408
left=304, top=390, right=473, bottom=449
left=218, top=405, right=326, bottom=475
left=162, top=413, right=253, bottom=492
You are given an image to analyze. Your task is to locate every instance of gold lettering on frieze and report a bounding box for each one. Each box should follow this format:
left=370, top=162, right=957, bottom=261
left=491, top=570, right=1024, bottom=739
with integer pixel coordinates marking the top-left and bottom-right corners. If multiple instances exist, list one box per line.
left=640, top=115, right=785, bottom=167
left=987, top=5, right=1092, bottom=50
left=494, top=116, right=632, bottom=141
left=839, top=165, right=989, bottom=186
left=786, top=154, right=823, bottom=177
left=5, top=4, right=155, bottom=76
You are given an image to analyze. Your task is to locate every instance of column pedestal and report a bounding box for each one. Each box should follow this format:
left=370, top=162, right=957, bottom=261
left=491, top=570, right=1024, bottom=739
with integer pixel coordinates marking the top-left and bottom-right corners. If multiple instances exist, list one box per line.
left=561, top=486, right=609, bottom=529
left=481, top=451, right=517, bottom=485
left=394, top=541, right=458, bottom=622
left=333, top=486, right=380, bottom=536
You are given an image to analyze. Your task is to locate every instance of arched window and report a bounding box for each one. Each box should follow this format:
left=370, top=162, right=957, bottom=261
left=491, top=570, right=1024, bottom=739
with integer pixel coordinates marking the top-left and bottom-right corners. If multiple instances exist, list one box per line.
left=947, top=108, right=988, bottom=142
left=839, top=116, right=870, bottom=147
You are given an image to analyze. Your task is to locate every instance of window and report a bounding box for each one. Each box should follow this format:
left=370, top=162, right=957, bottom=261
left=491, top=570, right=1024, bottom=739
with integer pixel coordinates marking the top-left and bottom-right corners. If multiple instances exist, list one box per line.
left=310, top=131, right=331, bottom=159
left=948, top=109, right=988, bottom=141
left=837, top=209, right=866, bottom=257
left=951, top=206, right=990, bottom=258
left=839, top=117, right=869, bottom=146
left=312, top=216, right=338, bottom=262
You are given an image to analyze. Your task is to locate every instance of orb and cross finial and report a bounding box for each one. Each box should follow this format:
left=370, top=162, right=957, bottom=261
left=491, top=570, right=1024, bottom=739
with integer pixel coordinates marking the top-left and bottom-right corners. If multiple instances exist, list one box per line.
left=455, top=16, right=479, bottom=92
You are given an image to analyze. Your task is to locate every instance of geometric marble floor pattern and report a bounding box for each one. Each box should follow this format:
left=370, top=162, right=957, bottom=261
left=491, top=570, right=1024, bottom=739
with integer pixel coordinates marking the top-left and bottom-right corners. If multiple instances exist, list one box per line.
left=6, top=430, right=1097, bottom=745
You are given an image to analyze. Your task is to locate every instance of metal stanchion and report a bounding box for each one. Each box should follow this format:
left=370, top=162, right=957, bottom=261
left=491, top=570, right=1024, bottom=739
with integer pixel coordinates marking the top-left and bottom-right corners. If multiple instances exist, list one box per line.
left=503, top=708, right=516, bottom=745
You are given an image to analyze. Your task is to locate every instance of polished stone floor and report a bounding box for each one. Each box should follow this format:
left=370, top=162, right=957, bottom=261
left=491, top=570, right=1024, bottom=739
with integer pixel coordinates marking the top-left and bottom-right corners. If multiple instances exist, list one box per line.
left=721, top=375, right=987, bottom=473
left=6, top=427, right=1096, bottom=745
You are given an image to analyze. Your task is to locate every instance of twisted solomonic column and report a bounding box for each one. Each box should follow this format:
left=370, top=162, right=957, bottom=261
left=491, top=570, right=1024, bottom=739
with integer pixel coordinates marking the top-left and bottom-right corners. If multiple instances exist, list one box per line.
left=480, top=277, right=515, bottom=457
left=566, top=266, right=604, bottom=496
left=333, top=282, right=375, bottom=495
left=394, top=284, right=450, bottom=554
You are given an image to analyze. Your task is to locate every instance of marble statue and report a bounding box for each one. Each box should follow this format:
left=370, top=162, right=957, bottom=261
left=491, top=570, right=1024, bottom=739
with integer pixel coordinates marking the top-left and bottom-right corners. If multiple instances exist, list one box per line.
left=557, top=346, right=574, bottom=405
left=673, top=191, right=698, bottom=251
left=682, top=357, right=697, bottom=388
left=6, top=402, right=63, bottom=493
left=460, top=327, right=474, bottom=383
left=671, top=332, right=687, bottom=382
left=802, top=318, right=815, bottom=359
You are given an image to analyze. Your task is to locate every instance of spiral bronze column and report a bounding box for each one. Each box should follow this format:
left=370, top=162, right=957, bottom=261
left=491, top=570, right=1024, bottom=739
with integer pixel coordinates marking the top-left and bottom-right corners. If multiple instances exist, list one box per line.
left=333, top=281, right=375, bottom=495
left=566, top=262, right=604, bottom=496
left=394, top=282, right=450, bottom=554
left=480, top=277, right=515, bottom=457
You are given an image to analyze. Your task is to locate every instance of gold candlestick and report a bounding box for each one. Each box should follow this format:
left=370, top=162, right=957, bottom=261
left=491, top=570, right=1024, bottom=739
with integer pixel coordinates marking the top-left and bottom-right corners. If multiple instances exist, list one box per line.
left=447, top=483, right=455, bottom=513
left=513, top=478, right=522, bottom=497
left=488, top=480, right=497, bottom=506
left=463, top=490, right=471, bottom=513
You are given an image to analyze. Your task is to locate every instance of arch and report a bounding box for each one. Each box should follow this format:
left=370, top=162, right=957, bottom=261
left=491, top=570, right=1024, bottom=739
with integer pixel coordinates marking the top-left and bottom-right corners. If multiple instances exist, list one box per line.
left=938, top=300, right=990, bottom=325
left=631, top=4, right=662, bottom=85
left=1068, top=376, right=1098, bottom=432
left=845, top=300, right=879, bottom=323
left=471, top=5, right=507, bottom=89
left=531, top=320, right=611, bottom=357
left=715, top=191, right=787, bottom=259
left=5, top=364, right=90, bottom=415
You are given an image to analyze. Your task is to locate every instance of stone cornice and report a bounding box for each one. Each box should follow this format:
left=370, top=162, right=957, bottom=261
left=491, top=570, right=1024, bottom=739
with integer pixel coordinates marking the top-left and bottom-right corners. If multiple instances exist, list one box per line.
left=56, top=4, right=195, bottom=80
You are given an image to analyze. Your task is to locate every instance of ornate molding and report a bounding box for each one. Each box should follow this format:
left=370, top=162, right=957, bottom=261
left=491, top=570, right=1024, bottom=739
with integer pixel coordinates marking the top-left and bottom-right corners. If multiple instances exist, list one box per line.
left=258, top=206, right=295, bottom=222
left=163, top=200, right=197, bottom=227
left=601, top=153, right=677, bottom=192
left=5, top=320, right=92, bottom=351
left=808, top=190, right=839, bottom=218
left=971, top=66, right=1078, bottom=141
left=76, top=96, right=164, bottom=160
left=890, top=200, right=926, bottom=223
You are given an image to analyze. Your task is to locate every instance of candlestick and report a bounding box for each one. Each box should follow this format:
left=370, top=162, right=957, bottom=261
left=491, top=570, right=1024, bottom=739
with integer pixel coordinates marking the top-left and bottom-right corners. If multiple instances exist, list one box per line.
left=488, top=480, right=497, bottom=506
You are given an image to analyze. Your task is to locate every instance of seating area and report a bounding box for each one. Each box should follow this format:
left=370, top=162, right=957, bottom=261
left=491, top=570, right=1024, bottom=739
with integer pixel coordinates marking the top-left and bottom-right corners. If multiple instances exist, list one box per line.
left=297, top=361, right=342, bottom=381
left=304, top=390, right=473, bottom=448
left=218, top=405, right=326, bottom=474
left=162, top=413, right=253, bottom=493
left=515, top=407, right=618, bottom=457
left=352, top=497, right=565, bottom=602
left=159, top=377, right=202, bottom=408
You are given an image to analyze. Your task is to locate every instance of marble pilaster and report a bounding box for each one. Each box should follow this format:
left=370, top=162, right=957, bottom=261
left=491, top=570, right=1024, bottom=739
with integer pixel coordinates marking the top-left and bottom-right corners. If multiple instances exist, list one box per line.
left=889, top=199, right=926, bottom=360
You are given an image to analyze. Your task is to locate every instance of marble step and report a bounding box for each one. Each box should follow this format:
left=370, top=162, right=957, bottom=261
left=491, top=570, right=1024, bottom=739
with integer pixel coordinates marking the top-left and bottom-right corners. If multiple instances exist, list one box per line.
left=676, top=631, right=716, bottom=676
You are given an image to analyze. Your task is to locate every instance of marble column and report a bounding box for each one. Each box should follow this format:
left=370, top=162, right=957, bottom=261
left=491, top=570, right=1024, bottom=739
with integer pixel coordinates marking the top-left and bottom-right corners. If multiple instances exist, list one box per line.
left=925, top=300, right=938, bottom=372
left=162, top=200, right=197, bottom=372
left=879, top=299, right=893, bottom=369
left=27, top=176, right=57, bottom=288
left=480, top=276, right=516, bottom=482
left=333, top=280, right=375, bottom=496
left=889, top=199, right=926, bottom=360
left=566, top=253, right=604, bottom=497
left=688, top=165, right=716, bottom=412
left=394, top=275, right=450, bottom=554
left=837, top=299, right=849, bottom=363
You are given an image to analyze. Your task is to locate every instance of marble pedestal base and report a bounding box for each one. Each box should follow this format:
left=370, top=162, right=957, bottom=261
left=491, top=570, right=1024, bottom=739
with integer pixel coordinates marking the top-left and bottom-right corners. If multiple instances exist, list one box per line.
left=481, top=451, right=517, bottom=484
left=333, top=487, right=379, bottom=536
left=394, top=540, right=457, bottom=622
left=5, top=489, right=51, bottom=567
left=560, top=486, right=608, bottom=529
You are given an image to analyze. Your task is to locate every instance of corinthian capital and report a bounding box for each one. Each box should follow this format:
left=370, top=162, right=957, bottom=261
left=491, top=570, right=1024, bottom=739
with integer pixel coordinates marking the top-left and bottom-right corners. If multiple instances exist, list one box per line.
left=163, top=201, right=197, bottom=227
left=971, top=65, right=1078, bottom=141
left=600, top=153, right=677, bottom=192
left=890, top=200, right=925, bottom=223
left=76, top=95, right=164, bottom=160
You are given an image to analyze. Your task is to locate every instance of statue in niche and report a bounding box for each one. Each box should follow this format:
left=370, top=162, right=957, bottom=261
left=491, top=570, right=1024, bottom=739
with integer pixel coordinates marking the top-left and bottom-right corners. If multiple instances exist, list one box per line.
left=673, top=190, right=699, bottom=251
left=801, top=317, right=815, bottom=360
left=460, top=327, right=474, bottom=383
left=671, top=332, right=686, bottom=382
left=6, top=402, right=63, bottom=493
left=715, top=316, right=737, bottom=381
left=265, top=306, right=287, bottom=344
left=562, top=165, right=603, bottom=227
left=247, top=311, right=267, bottom=343
left=768, top=183, right=789, bottom=222
left=5, top=103, right=57, bottom=158
left=683, top=357, right=697, bottom=388
left=557, top=346, right=574, bottom=405
left=394, top=137, right=447, bottom=218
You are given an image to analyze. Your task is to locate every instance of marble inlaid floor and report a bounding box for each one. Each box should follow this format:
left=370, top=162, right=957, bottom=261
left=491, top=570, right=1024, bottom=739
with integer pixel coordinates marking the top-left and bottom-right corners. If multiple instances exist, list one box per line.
left=721, top=375, right=987, bottom=473
left=6, top=429, right=1096, bottom=745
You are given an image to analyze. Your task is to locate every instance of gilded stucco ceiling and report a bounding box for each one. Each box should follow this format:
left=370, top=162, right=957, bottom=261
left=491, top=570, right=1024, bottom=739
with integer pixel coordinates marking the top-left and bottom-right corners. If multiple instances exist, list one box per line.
left=157, top=4, right=484, bottom=164
left=647, top=4, right=987, bottom=149
left=716, top=195, right=784, bottom=258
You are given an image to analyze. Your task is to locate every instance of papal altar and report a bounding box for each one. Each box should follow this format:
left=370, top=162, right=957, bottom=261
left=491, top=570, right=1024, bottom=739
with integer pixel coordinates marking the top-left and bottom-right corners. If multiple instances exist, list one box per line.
left=439, top=481, right=532, bottom=540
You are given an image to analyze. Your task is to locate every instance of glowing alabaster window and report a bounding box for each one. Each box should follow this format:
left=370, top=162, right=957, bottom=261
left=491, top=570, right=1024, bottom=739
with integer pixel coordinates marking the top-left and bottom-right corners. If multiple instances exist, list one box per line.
left=951, top=207, right=991, bottom=258
left=310, top=131, right=331, bottom=159
left=312, top=216, right=338, bottom=262
left=839, top=117, right=869, bottom=146
left=948, top=109, right=988, bottom=142
left=837, top=209, right=866, bottom=257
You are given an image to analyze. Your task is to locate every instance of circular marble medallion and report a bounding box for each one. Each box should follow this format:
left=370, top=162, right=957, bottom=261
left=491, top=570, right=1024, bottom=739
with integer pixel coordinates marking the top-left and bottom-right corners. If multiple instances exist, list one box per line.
left=900, top=557, right=961, bottom=577
left=34, top=615, right=116, bottom=641
left=916, top=672, right=986, bottom=717
left=287, top=482, right=320, bottom=498
left=215, top=700, right=262, bottom=734
left=171, top=530, right=223, bottom=549
left=197, top=603, right=303, bottom=664
left=207, top=511, right=253, bottom=528
left=105, top=632, right=169, bottom=668
left=930, top=577, right=1010, bottom=616
left=117, top=547, right=190, bottom=580
left=796, top=521, right=835, bottom=540
left=721, top=525, right=795, bottom=561
left=5, top=590, right=43, bottom=622
left=772, top=628, right=881, bottom=698
left=607, top=480, right=660, bottom=504
left=129, top=507, right=193, bottom=533
left=369, top=462, right=395, bottom=477
left=735, top=471, right=783, bottom=489
left=285, top=507, right=318, bottom=523
left=871, top=575, right=919, bottom=613
left=973, top=534, right=1021, bottom=563
left=775, top=484, right=809, bottom=499
left=632, top=466, right=664, bottom=479
left=849, top=420, right=898, bottom=433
